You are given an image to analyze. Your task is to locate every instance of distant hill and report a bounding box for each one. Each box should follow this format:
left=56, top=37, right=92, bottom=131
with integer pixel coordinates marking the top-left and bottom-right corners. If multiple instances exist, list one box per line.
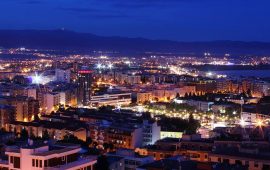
left=0, top=29, right=270, bottom=56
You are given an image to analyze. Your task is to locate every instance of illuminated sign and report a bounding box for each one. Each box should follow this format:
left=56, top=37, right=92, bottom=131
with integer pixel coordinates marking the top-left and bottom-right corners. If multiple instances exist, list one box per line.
left=78, top=70, right=93, bottom=74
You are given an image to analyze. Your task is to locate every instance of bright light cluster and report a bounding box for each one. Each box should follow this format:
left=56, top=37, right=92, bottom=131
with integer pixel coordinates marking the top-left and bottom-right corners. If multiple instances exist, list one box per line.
left=31, top=73, right=43, bottom=84
left=96, top=63, right=113, bottom=70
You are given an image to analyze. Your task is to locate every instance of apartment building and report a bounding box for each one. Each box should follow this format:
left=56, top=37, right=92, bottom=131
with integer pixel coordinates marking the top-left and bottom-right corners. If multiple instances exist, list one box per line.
left=90, top=92, right=132, bottom=107
left=0, top=142, right=96, bottom=170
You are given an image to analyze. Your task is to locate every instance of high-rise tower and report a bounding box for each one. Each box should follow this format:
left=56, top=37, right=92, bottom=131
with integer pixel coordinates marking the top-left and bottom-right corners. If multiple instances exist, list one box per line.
left=77, top=66, right=92, bottom=106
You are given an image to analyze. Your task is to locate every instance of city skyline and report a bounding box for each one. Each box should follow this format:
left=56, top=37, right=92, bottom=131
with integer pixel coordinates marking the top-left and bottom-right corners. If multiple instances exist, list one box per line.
left=1, top=1, right=270, bottom=170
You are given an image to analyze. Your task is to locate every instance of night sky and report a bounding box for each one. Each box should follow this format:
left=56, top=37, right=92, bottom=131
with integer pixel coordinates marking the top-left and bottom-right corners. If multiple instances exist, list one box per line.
left=0, top=0, right=270, bottom=41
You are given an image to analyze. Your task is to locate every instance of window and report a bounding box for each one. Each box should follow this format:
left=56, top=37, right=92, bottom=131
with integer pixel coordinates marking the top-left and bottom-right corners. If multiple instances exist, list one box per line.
left=223, top=159, right=229, bottom=164
left=39, top=160, right=42, bottom=168
left=218, top=158, right=221, bottom=163
left=13, top=157, right=21, bottom=169
left=10, top=156, right=13, bottom=164
left=130, top=160, right=135, bottom=165
left=32, top=159, right=35, bottom=167
left=235, top=160, right=242, bottom=165
left=125, top=160, right=129, bottom=164
left=255, top=162, right=259, bottom=167
left=44, top=160, right=48, bottom=167
left=36, top=159, right=38, bottom=167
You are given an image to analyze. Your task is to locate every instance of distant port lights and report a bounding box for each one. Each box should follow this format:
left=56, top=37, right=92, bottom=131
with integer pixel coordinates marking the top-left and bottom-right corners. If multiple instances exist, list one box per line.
left=96, top=63, right=114, bottom=70
left=108, top=63, right=113, bottom=69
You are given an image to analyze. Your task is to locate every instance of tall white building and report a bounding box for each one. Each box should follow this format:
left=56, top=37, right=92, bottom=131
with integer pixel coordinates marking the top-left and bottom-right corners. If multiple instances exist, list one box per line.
left=142, top=120, right=161, bottom=146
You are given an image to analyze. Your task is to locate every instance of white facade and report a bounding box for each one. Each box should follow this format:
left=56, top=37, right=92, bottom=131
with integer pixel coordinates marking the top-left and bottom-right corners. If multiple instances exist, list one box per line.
left=59, top=92, right=66, bottom=105
left=43, top=93, right=60, bottom=114
left=186, top=100, right=214, bottom=112
left=160, top=131, right=183, bottom=139
left=142, top=120, right=161, bottom=146
left=90, top=93, right=132, bottom=107
left=241, top=112, right=270, bottom=128
left=0, top=143, right=96, bottom=170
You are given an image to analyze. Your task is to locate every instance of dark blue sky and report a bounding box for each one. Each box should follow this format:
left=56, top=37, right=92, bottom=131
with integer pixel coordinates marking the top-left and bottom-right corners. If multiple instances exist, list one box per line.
left=0, top=0, right=270, bottom=41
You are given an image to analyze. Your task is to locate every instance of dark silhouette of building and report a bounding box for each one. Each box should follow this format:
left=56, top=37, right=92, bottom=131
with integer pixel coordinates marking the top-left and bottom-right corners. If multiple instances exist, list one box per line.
left=77, top=66, right=93, bottom=106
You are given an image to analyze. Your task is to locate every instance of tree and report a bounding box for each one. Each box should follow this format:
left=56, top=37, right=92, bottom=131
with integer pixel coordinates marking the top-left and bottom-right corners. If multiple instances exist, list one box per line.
left=33, top=114, right=40, bottom=121
left=0, top=128, right=6, bottom=133
left=6, top=140, right=15, bottom=146
left=86, top=137, right=93, bottom=146
left=247, top=89, right=252, bottom=97
left=176, top=93, right=180, bottom=98
left=30, top=131, right=35, bottom=139
left=242, top=92, right=248, bottom=98
left=186, top=114, right=200, bottom=135
left=103, top=143, right=110, bottom=150
left=20, top=128, right=28, bottom=140
left=94, top=155, right=109, bottom=170
left=141, top=76, right=147, bottom=84
left=60, top=134, right=89, bottom=149
left=42, top=129, right=50, bottom=140
left=99, top=106, right=114, bottom=112
left=103, top=142, right=114, bottom=151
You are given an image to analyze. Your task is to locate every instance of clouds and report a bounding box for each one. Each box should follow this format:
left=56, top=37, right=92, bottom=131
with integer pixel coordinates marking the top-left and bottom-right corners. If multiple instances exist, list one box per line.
left=56, top=0, right=182, bottom=19
left=0, top=0, right=206, bottom=19
left=59, top=7, right=130, bottom=18
left=23, top=0, right=43, bottom=4
left=0, top=0, right=270, bottom=41
left=1, top=0, right=43, bottom=5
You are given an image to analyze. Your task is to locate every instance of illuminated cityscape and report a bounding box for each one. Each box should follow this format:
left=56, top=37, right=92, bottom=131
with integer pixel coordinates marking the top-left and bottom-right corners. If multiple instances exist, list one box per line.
left=1, top=1, right=270, bottom=170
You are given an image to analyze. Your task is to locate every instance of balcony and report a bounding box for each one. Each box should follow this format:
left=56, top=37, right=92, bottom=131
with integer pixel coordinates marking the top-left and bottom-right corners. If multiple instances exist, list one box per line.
left=44, top=156, right=97, bottom=170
